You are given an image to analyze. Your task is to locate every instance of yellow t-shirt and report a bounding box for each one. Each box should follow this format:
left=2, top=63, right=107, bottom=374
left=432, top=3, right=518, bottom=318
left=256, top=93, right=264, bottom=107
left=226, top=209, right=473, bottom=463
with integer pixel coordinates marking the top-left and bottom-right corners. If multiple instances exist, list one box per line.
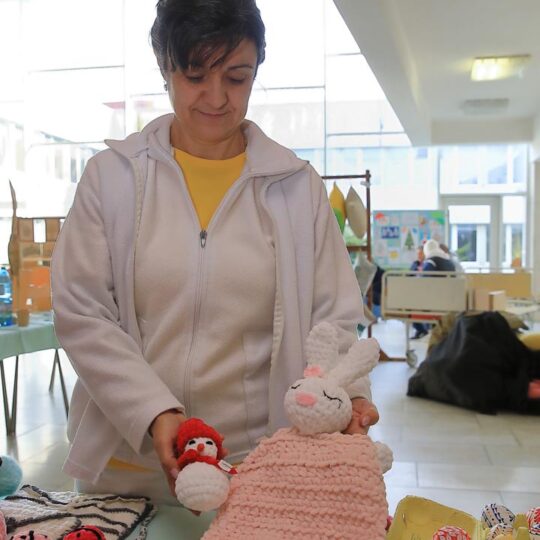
left=174, top=148, right=246, bottom=230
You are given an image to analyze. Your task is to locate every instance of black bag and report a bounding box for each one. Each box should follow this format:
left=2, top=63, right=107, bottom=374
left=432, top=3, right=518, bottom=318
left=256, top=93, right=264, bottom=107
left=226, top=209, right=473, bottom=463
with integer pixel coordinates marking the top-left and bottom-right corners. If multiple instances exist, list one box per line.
left=407, top=311, right=540, bottom=415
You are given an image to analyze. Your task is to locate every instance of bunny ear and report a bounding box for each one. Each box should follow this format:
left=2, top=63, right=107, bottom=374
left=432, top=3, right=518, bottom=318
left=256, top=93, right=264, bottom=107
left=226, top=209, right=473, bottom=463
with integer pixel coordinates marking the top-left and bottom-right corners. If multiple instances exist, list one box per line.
left=327, top=338, right=380, bottom=388
left=305, top=322, right=339, bottom=372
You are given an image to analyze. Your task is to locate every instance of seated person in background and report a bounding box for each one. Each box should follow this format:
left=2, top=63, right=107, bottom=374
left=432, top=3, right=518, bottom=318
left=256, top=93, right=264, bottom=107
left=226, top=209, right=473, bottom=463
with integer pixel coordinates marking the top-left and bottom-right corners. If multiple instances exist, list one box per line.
left=370, top=264, right=385, bottom=319
left=411, top=240, right=456, bottom=340
left=410, top=244, right=425, bottom=272
left=422, top=239, right=456, bottom=273
left=439, top=243, right=464, bottom=273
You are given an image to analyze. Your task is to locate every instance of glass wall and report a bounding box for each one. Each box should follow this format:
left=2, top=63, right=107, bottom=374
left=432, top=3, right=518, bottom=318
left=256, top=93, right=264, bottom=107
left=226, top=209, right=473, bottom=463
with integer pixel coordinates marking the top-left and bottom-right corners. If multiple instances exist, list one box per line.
left=439, top=145, right=527, bottom=194
left=0, top=0, right=418, bottom=263
left=0, top=0, right=531, bottom=267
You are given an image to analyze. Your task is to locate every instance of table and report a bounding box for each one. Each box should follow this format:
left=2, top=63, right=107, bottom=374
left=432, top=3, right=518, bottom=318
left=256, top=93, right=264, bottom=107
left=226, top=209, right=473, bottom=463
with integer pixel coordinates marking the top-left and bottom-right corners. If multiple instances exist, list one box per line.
left=506, top=298, right=540, bottom=325
left=0, top=312, right=65, bottom=435
left=128, top=505, right=215, bottom=539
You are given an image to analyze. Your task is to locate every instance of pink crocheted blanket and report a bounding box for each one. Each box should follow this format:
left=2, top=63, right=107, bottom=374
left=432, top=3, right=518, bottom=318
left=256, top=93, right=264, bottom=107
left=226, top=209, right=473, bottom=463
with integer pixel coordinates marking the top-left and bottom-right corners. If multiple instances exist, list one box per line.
left=203, top=428, right=388, bottom=540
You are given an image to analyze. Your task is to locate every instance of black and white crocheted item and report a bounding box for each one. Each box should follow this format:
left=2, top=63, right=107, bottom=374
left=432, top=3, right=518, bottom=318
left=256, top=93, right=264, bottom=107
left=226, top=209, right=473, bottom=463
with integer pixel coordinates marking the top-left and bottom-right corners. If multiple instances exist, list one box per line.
left=0, top=485, right=156, bottom=540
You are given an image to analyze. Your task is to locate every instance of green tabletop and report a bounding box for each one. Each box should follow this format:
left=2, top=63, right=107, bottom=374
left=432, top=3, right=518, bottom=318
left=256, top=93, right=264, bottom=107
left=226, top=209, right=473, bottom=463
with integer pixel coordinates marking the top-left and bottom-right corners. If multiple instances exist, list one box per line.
left=129, top=505, right=215, bottom=539
left=0, top=312, right=63, bottom=434
left=0, top=312, right=60, bottom=361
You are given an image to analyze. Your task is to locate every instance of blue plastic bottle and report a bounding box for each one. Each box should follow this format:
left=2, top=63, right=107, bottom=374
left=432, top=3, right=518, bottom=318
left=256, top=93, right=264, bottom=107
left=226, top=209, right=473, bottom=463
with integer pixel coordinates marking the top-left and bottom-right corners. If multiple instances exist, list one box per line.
left=0, top=267, right=14, bottom=327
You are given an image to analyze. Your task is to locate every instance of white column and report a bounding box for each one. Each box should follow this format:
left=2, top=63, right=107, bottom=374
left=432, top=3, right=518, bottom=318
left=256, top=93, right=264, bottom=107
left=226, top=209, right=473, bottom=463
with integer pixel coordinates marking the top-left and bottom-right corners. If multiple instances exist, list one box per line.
left=530, top=158, right=540, bottom=298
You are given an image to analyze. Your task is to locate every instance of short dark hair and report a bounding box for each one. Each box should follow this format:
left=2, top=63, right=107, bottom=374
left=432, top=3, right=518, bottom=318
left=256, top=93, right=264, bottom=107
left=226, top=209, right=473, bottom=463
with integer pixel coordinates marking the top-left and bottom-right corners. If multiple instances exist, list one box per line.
left=150, top=0, right=266, bottom=75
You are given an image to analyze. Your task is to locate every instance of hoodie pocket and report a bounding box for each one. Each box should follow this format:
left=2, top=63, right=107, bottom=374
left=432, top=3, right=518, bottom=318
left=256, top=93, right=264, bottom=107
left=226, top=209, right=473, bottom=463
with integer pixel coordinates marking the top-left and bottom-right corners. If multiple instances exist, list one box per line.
left=136, top=316, right=149, bottom=355
left=242, top=330, right=272, bottom=446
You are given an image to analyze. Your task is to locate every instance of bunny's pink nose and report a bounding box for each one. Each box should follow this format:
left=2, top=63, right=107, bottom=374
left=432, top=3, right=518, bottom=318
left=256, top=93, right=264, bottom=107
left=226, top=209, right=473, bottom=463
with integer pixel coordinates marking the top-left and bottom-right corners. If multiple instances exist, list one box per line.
left=296, top=392, right=317, bottom=407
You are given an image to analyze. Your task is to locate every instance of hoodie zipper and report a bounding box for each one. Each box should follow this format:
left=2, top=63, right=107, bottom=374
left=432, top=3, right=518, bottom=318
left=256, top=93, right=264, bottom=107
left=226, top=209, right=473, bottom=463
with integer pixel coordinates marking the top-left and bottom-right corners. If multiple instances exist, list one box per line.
left=146, top=137, right=307, bottom=416
left=183, top=227, right=206, bottom=416
left=150, top=142, right=268, bottom=416
left=200, top=230, right=207, bottom=248
left=181, top=175, right=258, bottom=415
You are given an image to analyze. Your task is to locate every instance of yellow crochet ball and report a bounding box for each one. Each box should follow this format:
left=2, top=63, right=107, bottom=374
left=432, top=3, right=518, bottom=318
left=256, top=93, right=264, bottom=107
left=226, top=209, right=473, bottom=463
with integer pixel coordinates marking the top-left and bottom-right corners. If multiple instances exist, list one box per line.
left=494, top=535, right=513, bottom=540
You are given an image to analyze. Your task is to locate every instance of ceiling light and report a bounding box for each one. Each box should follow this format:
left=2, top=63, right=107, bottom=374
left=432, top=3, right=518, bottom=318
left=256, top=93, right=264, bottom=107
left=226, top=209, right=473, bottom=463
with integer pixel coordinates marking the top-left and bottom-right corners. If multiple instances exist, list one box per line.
left=471, top=55, right=530, bottom=81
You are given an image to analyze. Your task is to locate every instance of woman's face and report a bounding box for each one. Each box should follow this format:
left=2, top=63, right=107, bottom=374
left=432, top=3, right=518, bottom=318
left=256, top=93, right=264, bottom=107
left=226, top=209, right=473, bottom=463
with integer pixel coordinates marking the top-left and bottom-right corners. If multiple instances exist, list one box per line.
left=166, top=39, right=257, bottom=149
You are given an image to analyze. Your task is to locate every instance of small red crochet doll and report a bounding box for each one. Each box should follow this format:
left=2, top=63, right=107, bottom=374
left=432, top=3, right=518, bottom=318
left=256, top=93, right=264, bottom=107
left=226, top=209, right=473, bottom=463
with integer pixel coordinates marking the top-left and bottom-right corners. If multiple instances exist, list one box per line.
left=175, top=418, right=236, bottom=512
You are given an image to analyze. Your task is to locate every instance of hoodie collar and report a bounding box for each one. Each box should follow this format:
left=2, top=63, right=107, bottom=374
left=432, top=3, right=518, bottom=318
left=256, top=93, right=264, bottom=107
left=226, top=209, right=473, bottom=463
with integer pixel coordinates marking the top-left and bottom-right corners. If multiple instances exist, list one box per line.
left=105, top=113, right=307, bottom=180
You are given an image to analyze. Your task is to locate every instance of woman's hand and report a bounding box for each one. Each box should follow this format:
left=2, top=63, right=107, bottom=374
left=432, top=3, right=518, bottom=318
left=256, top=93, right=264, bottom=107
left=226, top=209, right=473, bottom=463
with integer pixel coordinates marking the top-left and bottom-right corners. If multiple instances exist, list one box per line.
left=343, top=397, right=379, bottom=435
left=149, top=409, right=187, bottom=497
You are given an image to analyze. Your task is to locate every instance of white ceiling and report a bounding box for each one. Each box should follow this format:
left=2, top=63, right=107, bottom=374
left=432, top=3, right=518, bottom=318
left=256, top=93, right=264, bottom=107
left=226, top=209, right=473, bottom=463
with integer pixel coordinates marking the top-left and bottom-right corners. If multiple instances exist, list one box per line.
left=334, top=0, right=540, bottom=147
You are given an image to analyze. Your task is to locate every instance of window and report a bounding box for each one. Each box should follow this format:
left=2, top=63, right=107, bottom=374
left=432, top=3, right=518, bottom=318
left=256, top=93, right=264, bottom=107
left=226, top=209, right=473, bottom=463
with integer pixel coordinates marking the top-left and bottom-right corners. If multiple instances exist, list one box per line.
left=448, top=204, right=491, bottom=269
left=440, top=145, right=527, bottom=194
left=502, top=196, right=526, bottom=267
left=456, top=225, right=479, bottom=263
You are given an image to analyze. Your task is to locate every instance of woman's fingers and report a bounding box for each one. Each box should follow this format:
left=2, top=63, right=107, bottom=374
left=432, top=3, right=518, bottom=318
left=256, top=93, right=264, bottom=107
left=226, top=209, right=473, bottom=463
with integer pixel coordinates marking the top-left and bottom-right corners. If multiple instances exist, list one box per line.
left=343, top=398, right=380, bottom=435
left=150, top=410, right=186, bottom=496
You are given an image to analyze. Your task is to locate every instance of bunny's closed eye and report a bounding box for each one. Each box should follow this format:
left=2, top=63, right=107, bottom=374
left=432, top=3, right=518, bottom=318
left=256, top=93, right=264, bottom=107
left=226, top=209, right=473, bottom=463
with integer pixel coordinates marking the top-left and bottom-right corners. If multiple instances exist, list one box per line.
left=323, top=391, right=343, bottom=408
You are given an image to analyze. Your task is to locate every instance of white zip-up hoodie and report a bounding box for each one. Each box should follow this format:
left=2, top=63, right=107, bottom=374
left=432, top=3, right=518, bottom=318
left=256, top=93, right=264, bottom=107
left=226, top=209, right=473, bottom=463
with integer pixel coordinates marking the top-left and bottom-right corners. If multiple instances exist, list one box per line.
left=51, top=114, right=370, bottom=483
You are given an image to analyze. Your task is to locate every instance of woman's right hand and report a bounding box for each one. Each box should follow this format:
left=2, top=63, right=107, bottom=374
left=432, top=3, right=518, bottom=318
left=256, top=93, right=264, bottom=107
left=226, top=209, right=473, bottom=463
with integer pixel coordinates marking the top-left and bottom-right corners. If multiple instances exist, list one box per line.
left=149, top=409, right=187, bottom=497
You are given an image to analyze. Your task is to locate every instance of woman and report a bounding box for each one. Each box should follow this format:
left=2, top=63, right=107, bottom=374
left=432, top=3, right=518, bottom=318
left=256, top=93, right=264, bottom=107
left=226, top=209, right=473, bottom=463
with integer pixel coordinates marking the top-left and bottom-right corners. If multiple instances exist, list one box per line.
left=51, top=0, right=379, bottom=504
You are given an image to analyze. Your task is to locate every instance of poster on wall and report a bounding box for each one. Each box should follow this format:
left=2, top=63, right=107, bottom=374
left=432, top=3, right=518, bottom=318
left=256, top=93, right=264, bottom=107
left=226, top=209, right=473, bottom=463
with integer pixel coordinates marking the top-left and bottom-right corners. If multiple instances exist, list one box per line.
left=372, top=210, right=446, bottom=268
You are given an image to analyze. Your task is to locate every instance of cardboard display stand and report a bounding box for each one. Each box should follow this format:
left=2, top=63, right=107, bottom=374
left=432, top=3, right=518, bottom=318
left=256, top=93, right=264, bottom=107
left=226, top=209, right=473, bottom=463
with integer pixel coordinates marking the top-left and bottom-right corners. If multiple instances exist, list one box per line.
left=7, top=181, right=63, bottom=313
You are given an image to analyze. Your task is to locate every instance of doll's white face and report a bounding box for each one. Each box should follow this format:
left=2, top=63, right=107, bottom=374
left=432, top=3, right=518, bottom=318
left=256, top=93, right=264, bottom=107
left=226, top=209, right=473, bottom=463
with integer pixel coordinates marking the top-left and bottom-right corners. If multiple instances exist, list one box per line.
left=284, top=377, right=352, bottom=435
left=184, top=437, right=219, bottom=458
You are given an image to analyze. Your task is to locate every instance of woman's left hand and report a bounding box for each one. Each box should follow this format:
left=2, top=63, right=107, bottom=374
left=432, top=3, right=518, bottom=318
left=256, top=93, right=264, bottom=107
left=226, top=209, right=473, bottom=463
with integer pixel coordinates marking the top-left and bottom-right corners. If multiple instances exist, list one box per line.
left=343, top=397, right=379, bottom=435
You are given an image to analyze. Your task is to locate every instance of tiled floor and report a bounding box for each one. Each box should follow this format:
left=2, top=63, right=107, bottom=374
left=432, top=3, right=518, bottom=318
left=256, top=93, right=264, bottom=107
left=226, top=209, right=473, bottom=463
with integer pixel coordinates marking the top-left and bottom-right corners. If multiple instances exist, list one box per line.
left=1, top=319, right=539, bottom=520
left=370, top=320, right=540, bottom=517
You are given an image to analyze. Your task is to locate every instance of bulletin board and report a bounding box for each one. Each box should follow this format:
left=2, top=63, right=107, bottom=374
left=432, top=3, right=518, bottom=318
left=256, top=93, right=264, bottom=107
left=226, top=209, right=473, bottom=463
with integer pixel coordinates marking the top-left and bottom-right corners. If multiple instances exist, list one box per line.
left=372, top=210, right=446, bottom=268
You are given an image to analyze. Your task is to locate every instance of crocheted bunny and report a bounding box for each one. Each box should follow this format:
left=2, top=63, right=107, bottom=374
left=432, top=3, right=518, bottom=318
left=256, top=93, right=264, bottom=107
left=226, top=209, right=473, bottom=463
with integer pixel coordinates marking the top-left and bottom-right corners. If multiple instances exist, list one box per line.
left=284, top=321, right=393, bottom=472
left=202, top=322, right=393, bottom=540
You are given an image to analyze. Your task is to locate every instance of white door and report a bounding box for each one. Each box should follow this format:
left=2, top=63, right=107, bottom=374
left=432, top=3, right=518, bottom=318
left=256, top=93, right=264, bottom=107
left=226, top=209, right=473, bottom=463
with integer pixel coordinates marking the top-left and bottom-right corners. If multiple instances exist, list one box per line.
left=440, top=196, right=501, bottom=270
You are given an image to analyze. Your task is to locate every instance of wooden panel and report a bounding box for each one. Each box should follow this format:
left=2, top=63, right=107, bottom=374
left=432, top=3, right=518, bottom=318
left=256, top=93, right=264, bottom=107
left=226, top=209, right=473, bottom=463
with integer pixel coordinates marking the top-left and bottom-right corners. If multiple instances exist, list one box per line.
left=45, top=218, right=61, bottom=241
left=18, top=218, right=35, bottom=241
left=466, top=272, right=532, bottom=299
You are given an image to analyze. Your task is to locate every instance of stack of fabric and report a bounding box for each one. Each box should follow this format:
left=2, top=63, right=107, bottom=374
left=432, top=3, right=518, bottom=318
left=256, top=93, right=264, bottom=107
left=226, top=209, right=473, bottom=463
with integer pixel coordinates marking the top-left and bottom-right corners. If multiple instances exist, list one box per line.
left=0, top=485, right=155, bottom=540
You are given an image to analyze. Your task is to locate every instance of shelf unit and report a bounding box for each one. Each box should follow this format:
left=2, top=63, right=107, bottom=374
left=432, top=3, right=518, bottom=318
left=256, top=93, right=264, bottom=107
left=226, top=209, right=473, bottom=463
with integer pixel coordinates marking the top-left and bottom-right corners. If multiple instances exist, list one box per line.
left=322, top=172, right=374, bottom=338
left=322, top=172, right=372, bottom=261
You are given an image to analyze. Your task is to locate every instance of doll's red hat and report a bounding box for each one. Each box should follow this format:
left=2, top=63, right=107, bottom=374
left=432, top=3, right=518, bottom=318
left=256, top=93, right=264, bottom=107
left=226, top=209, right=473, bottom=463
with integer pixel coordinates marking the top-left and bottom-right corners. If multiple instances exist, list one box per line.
left=176, top=418, right=225, bottom=459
